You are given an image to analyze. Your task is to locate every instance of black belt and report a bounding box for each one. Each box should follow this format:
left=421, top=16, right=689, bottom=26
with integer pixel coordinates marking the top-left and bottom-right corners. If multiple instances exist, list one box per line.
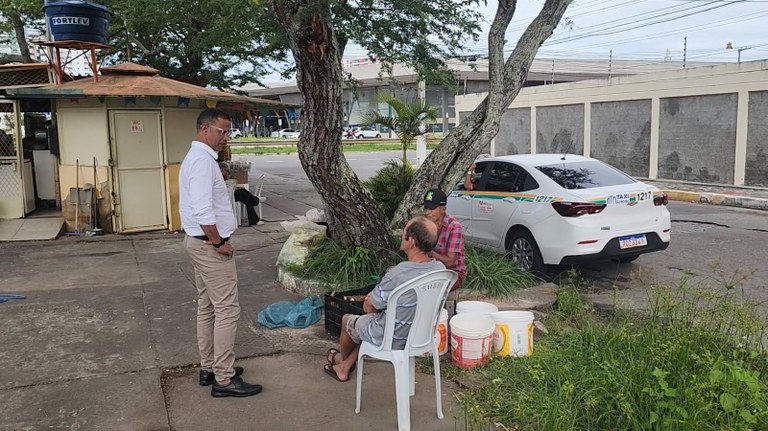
left=192, top=235, right=229, bottom=242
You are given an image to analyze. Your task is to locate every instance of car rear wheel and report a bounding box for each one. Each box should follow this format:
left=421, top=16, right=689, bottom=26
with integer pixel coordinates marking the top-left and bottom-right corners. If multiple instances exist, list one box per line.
left=506, top=230, right=544, bottom=273
left=613, top=255, right=640, bottom=264
left=375, top=133, right=381, bottom=138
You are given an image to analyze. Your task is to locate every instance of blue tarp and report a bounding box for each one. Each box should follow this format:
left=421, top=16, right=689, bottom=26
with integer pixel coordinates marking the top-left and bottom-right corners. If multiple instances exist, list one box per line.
left=257, top=296, right=323, bottom=329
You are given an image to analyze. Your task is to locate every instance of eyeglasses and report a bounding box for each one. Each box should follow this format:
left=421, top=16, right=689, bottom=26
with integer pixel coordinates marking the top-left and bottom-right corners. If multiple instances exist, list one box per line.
left=210, top=126, right=230, bottom=136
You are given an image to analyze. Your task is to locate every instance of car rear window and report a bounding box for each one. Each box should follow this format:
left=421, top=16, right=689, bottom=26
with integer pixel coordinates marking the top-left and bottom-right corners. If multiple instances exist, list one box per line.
left=535, top=161, right=636, bottom=189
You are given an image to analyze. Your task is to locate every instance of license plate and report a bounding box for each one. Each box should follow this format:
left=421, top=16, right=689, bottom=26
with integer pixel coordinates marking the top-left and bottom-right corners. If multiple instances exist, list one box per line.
left=619, top=234, right=647, bottom=249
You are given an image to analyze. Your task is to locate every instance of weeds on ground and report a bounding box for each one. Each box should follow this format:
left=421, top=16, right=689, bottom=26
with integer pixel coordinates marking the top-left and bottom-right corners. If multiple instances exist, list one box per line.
left=455, top=272, right=768, bottom=430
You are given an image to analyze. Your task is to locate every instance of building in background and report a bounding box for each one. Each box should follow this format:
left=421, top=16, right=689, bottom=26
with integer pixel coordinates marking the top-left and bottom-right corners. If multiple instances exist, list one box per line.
left=240, top=57, right=723, bottom=136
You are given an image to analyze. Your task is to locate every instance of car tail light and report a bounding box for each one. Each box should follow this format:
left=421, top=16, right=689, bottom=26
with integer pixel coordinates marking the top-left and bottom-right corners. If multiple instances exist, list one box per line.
left=551, top=202, right=606, bottom=217
left=653, top=193, right=669, bottom=206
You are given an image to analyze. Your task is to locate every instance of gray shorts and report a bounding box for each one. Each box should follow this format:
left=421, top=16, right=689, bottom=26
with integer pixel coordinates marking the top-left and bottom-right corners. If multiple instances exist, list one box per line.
left=345, top=314, right=373, bottom=344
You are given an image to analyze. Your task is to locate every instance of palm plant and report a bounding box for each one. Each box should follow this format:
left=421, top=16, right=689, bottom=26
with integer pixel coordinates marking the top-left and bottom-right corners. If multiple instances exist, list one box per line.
left=360, top=93, right=438, bottom=164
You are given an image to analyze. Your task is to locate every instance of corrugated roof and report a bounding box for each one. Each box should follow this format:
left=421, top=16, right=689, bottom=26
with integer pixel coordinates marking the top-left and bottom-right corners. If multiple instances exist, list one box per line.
left=5, top=62, right=293, bottom=108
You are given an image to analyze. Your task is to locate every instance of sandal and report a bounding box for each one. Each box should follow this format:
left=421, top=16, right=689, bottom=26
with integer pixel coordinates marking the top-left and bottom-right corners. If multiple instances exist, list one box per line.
left=325, top=347, right=356, bottom=371
left=325, top=348, right=341, bottom=366
left=323, top=363, right=350, bottom=382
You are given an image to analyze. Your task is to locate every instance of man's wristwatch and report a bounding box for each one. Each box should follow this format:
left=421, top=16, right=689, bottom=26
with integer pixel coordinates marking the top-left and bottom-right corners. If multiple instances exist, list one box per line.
left=466, top=171, right=473, bottom=175
left=211, top=239, right=227, bottom=248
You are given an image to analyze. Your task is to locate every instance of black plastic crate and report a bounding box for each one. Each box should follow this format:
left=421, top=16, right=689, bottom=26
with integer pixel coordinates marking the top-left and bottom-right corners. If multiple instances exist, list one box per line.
left=323, top=285, right=374, bottom=336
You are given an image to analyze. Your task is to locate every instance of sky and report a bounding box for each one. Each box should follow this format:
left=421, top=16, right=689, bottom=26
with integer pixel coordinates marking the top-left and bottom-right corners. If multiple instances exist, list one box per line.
left=266, top=0, right=768, bottom=82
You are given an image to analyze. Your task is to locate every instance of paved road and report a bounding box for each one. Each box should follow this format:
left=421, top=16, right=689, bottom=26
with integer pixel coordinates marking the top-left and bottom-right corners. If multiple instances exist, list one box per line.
left=239, top=151, right=768, bottom=308
left=580, top=202, right=768, bottom=307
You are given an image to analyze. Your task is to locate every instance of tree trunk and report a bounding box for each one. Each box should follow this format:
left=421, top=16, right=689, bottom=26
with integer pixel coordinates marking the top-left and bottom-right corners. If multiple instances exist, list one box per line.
left=392, top=0, right=573, bottom=227
left=270, top=1, right=392, bottom=251
left=10, top=10, right=32, bottom=63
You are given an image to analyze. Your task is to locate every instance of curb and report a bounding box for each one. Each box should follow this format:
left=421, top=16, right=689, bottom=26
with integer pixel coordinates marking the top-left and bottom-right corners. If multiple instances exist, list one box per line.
left=662, top=189, right=768, bottom=211
left=277, top=265, right=329, bottom=297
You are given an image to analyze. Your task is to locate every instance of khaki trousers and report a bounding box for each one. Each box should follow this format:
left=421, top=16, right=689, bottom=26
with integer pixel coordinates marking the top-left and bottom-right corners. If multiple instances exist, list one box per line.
left=184, top=236, right=240, bottom=381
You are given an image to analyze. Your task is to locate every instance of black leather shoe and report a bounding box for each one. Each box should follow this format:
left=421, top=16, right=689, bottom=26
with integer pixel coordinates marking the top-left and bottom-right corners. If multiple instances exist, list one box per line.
left=199, top=366, right=243, bottom=386
left=210, top=376, right=263, bottom=398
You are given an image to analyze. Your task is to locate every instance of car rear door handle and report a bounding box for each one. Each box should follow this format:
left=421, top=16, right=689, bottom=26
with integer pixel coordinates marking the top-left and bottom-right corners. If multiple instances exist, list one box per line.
left=502, top=197, right=518, bottom=203
left=460, top=195, right=471, bottom=200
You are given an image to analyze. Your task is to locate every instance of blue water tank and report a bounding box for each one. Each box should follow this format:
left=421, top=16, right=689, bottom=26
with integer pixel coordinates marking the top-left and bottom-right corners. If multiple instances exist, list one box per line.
left=44, top=1, right=113, bottom=44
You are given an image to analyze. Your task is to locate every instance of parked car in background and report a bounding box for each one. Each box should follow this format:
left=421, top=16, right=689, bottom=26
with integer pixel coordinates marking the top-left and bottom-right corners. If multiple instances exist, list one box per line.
left=354, top=128, right=381, bottom=139
left=229, top=128, right=242, bottom=138
left=447, top=154, right=670, bottom=273
left=270, top=128, right=300, bottom=138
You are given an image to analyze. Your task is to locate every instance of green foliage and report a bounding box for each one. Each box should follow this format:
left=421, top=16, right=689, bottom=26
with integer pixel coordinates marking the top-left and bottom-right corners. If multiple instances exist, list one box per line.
left=291, top=231, right=537, bottom=298
left=287, top=237, right=401, bottom=292
left=100, top=0, right=285, bottom=89
left=463, top=245, right=538, bottom=297
left=0, top=0, right=44, bottom=63
left=328, top=0, right=485, bottom=86
left=363, top=159, right=414, bottom=221
left=454, top=275, right=768, bottom=430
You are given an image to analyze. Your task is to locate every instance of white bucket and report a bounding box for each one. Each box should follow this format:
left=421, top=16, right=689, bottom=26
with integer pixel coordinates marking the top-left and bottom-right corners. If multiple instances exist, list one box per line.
left=450, top=313, right=495, bottom=369
left=492, top=310, right=535, bottom=357
left=456, top=301, right=498, bottom=315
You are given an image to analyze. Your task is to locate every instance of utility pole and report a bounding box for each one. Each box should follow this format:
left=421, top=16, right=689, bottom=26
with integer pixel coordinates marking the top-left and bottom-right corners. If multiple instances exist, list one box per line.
left=726, top=42, right=752, bottom=64
left=416, top=80, right=427, bottom=166
left=551, top=59, right=555, bottom=84
left=683, top=37, right=687, bottom=68
left=608, top=50, right=612, bottom=80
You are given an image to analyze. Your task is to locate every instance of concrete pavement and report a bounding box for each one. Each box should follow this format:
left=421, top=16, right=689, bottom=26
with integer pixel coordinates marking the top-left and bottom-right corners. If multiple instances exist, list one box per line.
left=0, top=224, right=464, bottom=430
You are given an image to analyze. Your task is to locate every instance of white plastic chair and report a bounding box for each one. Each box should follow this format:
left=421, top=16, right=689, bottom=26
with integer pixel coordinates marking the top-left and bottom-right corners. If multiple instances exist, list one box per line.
left=228, top=175, right=267, bottom=226
left=252, top=173, right=266, bottom=224
left=355, top=269, right=458, bottom=431
left=225, top=179, right=239, bottom=224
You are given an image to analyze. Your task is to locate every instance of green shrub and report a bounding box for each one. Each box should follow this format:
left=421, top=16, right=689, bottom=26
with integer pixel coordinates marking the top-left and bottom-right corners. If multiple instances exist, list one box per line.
left=292, top=239, right=536, bottom=297
left=363, top=159, right=414, bottom=220
left=287, top=237, right=402, bottom=292
left=463, top=245, right=538, bottom=297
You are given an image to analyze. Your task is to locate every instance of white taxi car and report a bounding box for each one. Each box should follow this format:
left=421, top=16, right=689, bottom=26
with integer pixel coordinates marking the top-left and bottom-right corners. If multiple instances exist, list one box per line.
left=447, top=154, right=671, bottom=272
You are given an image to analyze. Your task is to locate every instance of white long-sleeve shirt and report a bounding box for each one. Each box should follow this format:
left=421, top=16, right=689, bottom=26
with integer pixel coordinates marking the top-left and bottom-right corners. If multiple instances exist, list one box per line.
left=179, top=141, right=236, bottom=237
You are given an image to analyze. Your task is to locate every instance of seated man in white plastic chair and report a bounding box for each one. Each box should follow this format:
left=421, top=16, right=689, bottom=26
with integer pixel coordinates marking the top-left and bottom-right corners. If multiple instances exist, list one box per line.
left=323, top=216, right=444, bottom=382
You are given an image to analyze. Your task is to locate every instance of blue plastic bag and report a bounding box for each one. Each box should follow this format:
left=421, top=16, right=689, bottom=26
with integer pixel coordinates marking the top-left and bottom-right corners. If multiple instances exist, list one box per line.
left=257, top=296, right=323, bottom=329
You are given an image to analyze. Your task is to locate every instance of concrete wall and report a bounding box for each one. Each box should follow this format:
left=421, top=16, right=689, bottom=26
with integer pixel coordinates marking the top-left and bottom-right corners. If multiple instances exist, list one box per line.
left=455, top=61, right=768, bottom=186
left=591, top=100, right=651, bottom=177
left=747, top=91, right=768, bottom=186
left=536, top=104, right=583, bottom=154
left=496, top=107, right=530, bottom=155
left=658, top=94, right=737, bottom=183
left=164, top=109, right=198, bottom=164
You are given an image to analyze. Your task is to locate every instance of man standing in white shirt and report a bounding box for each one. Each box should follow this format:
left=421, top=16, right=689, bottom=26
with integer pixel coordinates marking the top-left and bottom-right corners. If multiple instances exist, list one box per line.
left=179, top=108, right=262, bottom=398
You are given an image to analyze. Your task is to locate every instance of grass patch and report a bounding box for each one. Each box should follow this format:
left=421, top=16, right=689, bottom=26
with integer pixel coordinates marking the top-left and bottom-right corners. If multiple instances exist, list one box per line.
left=230, top=142, right=438, bottom=155
left=453, top=275, right=768, bottom=430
